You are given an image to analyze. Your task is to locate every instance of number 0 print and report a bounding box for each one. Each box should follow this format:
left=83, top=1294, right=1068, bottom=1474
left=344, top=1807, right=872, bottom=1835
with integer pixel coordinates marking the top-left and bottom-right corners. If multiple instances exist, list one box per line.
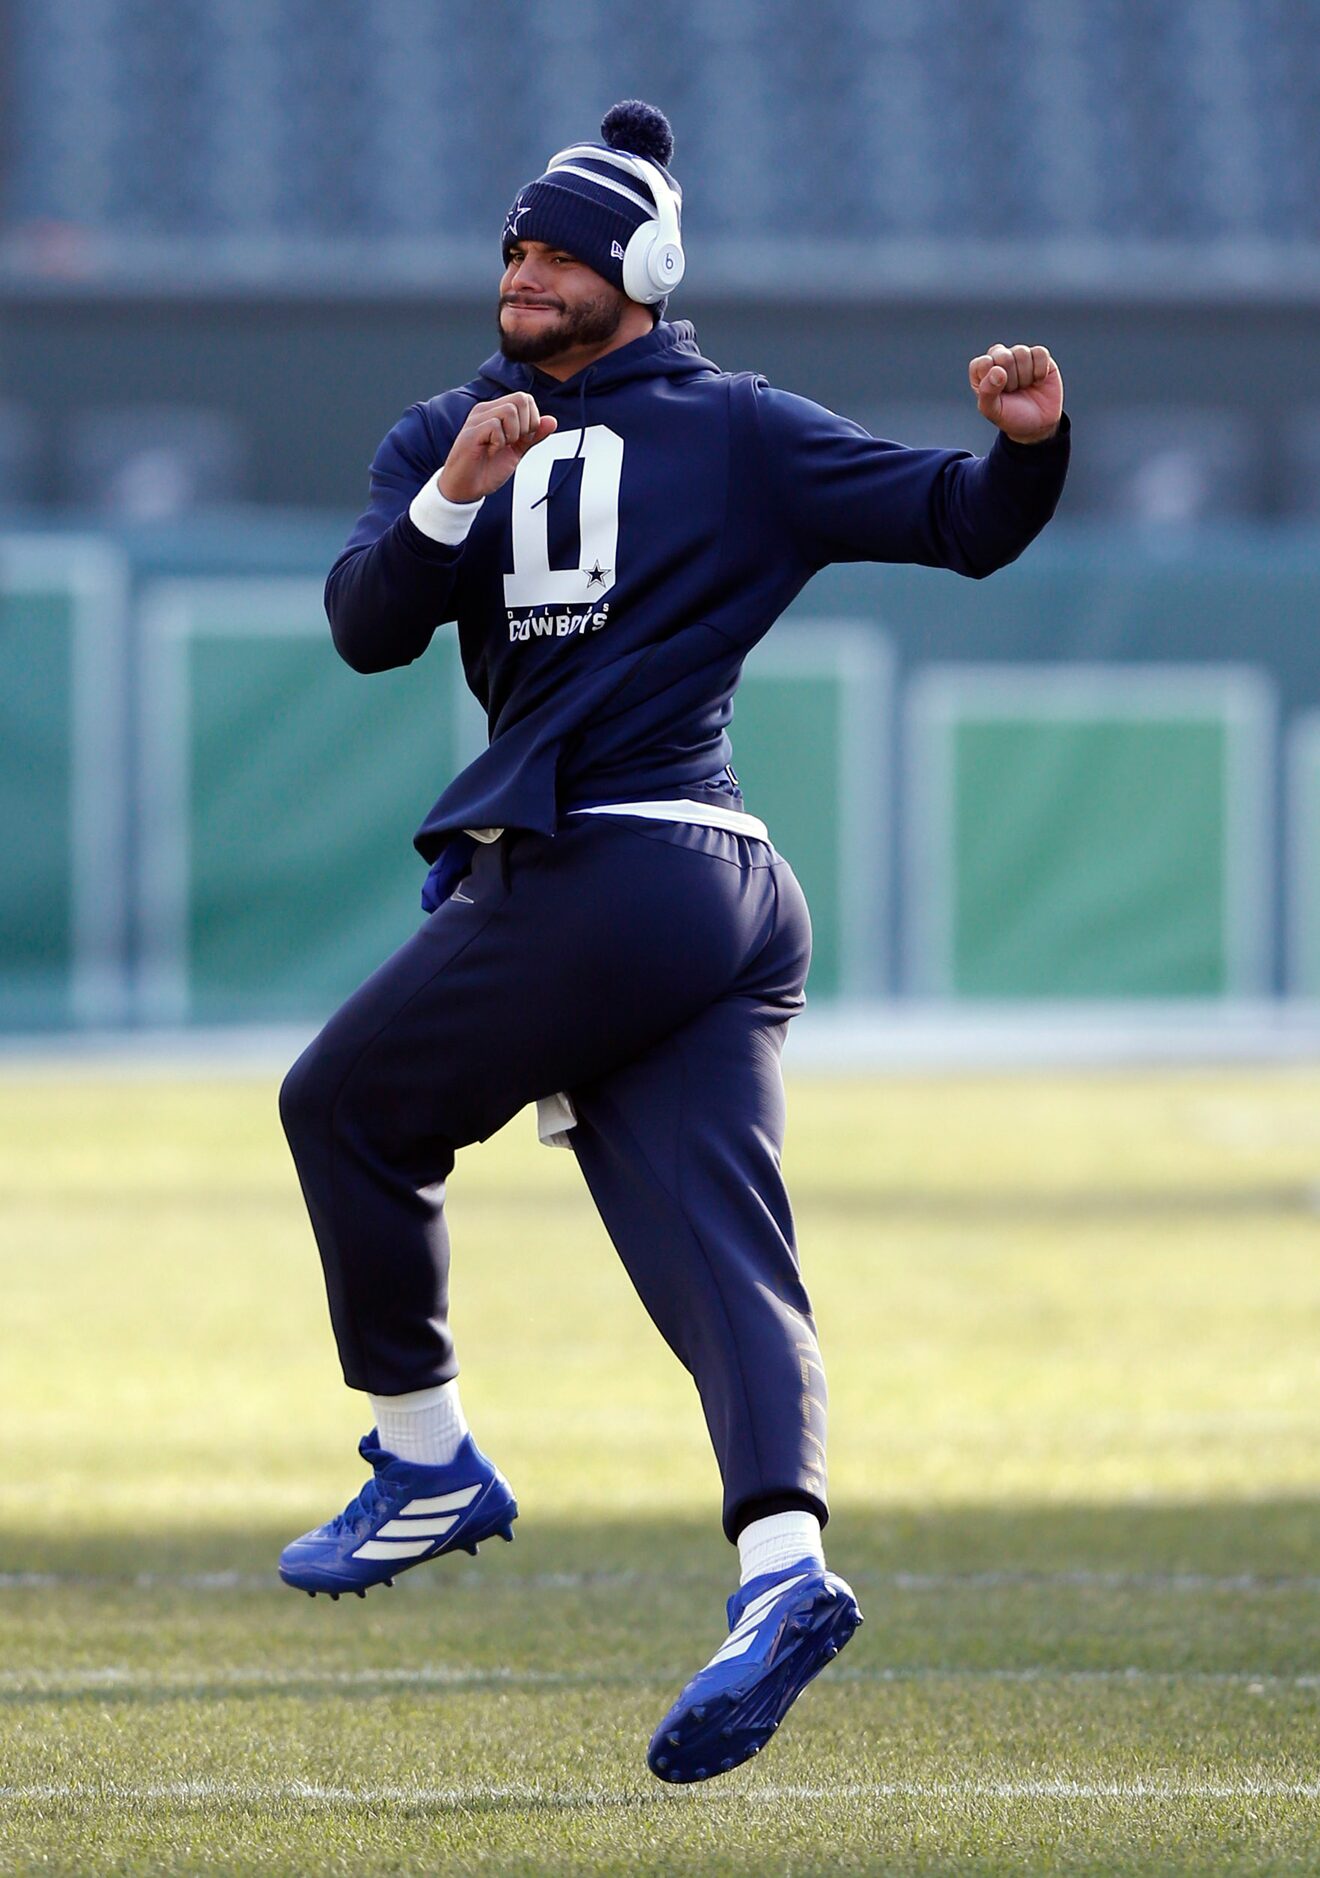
left=504, top=425, right=624, bottom=610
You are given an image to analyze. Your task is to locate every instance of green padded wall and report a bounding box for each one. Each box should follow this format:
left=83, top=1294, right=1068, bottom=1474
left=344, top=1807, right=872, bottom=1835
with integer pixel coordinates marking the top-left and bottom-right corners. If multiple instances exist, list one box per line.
left=137, top=591, right=889, bottom=1019
left=734, top=672, right=843, bottom=993
left=1287, top=713, right=1320, bottom=998
left=0, top=587, right=72, bottom=1026
left=725, top=622, right=890, bottom=999
left=0, top=539, right=129, bottom=1028
left=138, top=581, right=480, bottom=1024
left=906, top=667, right=1273, bottom=999
left=187, top=636, right=463, bottom=1020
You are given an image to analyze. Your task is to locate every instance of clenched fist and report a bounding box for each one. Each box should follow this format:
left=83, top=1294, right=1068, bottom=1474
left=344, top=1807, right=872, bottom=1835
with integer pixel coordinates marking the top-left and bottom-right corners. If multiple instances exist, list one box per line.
left=968, top=344, right=1063, bottom=444
left=437, top=393, right=558, bottom=503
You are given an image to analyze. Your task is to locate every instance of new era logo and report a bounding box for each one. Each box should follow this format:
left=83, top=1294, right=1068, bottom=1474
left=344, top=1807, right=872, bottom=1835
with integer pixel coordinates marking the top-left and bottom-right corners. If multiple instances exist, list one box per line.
left=611, top=240, right=625, bottom=260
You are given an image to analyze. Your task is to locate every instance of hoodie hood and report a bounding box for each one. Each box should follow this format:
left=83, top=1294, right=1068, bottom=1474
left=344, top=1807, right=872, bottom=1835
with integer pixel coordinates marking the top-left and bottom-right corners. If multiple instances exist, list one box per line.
left=473, top=319, right=720, bottom=399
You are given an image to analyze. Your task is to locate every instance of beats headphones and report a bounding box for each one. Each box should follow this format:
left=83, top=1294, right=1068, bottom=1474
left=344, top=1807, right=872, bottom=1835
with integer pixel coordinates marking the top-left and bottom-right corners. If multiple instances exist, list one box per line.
left=544, top=143, right=685, bottom=305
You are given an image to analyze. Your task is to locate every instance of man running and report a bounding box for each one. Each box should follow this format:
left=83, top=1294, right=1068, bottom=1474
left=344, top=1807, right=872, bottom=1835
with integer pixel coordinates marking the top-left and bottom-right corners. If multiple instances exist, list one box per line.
left=277, top=99, right=1069, bottom=1783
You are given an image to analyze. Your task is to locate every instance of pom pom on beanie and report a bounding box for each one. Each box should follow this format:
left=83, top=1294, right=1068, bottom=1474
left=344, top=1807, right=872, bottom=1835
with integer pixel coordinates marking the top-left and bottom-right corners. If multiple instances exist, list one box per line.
left=600, top=100, right=674, bottom=168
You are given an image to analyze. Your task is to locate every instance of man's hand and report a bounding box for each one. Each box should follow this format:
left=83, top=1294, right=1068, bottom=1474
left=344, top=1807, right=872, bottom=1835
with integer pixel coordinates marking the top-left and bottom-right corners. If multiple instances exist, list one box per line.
left=437, top=393, right=557, bottom=503
left=968, top=344, right=1063, bottom=444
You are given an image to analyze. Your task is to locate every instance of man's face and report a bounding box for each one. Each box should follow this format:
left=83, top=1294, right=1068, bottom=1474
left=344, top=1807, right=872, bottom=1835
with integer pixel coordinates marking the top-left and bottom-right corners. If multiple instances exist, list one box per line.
left=497, top=241, right=627, bottom=364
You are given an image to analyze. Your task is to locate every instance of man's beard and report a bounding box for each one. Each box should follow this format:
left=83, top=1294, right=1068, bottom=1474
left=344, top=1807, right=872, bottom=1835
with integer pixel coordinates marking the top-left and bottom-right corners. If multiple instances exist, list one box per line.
left=497, top=290, right=625, bottom=363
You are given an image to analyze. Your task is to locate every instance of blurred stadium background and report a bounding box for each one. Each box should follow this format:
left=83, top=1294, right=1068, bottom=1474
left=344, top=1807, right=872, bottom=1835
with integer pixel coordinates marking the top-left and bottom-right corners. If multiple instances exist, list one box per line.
left=4, top=9, right=1320, bottom=1872
left=3, top=0, right=1320, bottom=1052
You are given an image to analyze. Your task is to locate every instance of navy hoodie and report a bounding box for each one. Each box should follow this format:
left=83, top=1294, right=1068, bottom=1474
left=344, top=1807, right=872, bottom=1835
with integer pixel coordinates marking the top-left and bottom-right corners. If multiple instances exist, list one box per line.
left=326, top=320, right=1069, bottom=862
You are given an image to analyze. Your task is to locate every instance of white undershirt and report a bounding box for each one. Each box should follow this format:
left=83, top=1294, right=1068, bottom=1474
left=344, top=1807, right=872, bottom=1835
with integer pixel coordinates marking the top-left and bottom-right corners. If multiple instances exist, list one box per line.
left=571, top=799, right=769, bottom=840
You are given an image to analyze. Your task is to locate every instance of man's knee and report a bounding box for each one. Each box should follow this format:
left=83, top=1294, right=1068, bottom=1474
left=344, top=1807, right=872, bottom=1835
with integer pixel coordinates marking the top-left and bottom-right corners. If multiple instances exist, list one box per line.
left=279, top=1021, right=393, bottom=1150
left=278, top=1035, right=335, bottom=1152
left=281, top=1019, right=470, bottom=1168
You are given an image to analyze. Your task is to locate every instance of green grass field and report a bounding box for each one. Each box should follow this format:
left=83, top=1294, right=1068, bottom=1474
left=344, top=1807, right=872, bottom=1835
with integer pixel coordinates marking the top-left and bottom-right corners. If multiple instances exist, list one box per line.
left=1, top=1065, right=1318, bottom=1875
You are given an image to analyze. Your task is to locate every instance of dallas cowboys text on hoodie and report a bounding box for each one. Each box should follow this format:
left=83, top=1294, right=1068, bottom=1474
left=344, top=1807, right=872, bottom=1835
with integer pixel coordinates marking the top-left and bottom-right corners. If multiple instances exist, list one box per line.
left=325, top=321, right=1070, bottom=863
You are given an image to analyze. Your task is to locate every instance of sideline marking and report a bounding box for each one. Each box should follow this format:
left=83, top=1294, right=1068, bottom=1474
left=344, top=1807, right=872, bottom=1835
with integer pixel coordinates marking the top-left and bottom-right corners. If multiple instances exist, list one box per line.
left=1, top=1777, right=1318, bottom=1807
left=4, top=1568, right=1320, bottom=1594
left=1, top=1666, right=1317, bottom=1695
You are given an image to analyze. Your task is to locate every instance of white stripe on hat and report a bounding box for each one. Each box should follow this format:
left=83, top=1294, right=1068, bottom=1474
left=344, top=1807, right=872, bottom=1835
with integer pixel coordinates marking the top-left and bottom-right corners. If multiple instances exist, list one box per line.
left=546, top=163, right=654, bottom=216
left=551, top=142, right=683, bottom=201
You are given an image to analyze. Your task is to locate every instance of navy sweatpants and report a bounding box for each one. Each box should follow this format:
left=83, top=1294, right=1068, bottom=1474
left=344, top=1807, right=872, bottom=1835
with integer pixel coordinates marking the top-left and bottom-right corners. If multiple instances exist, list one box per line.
left=279, top=813, right=828, bottom=1538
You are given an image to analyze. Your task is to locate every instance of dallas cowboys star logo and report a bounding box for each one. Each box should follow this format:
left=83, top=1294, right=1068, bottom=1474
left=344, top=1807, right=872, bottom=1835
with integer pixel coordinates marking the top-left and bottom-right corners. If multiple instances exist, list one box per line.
left=585, top=561, right=610, bottom=588
left=503, top=195, right=532, bottom=243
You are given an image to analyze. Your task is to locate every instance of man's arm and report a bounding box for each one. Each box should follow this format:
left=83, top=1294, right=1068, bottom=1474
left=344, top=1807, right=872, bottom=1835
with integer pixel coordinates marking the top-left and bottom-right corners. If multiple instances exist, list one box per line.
left=749, top=343, right=1069, bottom=579
left=325, top=393, right=557, bottom=674
left=325, top=404, right=468, bottom=674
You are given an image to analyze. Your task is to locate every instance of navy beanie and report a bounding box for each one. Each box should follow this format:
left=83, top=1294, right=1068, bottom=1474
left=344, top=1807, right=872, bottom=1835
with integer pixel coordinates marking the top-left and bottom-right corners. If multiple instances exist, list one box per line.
left=502, top=100, right=681, bottom=304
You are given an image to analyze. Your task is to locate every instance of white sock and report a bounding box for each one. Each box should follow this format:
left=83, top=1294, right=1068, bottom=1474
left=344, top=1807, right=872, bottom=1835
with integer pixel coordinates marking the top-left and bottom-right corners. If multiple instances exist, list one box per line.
left=737, top=1510, right=826, bottom=1586
left=369, top=1381, right=469, bottom=1466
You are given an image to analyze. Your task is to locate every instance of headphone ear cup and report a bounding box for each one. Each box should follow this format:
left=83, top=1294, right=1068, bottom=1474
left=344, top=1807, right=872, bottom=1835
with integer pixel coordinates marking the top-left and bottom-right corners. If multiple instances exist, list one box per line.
left=622, top=218, right=665, bottom=305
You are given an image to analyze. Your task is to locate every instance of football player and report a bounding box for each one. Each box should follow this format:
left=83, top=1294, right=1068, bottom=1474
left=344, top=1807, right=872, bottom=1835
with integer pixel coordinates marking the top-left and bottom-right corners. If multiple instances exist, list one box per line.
left=278, top=99, right=1068, bottom=1782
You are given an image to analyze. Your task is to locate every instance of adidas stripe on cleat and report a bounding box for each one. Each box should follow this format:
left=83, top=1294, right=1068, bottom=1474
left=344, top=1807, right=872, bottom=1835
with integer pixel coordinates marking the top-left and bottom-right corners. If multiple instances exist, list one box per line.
left=278, top=1430, right=517, bottom=1596
left=646, top=1560, right=862, bottom=1783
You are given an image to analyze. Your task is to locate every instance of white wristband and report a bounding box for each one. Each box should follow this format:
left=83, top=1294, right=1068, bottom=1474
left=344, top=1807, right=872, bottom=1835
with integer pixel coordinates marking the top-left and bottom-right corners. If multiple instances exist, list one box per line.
left=408, top=478, right=484, bottom=545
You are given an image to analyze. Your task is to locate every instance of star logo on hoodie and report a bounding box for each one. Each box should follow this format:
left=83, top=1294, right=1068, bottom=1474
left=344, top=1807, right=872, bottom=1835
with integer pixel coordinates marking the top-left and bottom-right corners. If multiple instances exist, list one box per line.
left=585, top=561, right=611, bottom=589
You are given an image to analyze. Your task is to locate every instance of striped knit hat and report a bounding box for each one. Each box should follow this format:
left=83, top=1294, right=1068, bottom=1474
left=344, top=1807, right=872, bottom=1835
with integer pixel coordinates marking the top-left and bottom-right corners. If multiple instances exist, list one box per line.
left=502, top=101, right=681, bottom=302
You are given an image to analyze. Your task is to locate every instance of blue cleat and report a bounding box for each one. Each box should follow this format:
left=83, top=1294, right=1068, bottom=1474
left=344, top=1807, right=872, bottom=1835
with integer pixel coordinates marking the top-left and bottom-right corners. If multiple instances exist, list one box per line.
left=647, top=1560, right=862, bottom=1782
left=278, top=1430, right=517, bottom=1597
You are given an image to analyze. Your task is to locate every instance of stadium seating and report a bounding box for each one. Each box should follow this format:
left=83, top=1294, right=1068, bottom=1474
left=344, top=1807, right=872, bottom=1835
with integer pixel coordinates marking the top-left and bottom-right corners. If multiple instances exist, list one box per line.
left=4, top=0, right=1315, bottom=258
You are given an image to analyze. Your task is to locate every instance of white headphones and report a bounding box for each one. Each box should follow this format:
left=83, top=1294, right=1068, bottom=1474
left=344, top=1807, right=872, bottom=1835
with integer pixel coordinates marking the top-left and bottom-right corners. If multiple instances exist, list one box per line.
left=545, top=142, right=685, bottom=305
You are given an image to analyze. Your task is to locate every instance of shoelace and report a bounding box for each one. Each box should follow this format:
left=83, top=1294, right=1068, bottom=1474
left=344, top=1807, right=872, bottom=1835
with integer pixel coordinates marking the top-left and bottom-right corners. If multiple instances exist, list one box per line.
left=325, top=1437, right=392, bottom=1538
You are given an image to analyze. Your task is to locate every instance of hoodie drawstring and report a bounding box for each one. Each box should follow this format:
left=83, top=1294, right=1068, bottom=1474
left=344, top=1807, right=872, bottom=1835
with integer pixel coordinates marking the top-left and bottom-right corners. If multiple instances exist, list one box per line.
left=530, top=366, right=594, bottom=508
left=573, top=367, right=593, bottom=457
